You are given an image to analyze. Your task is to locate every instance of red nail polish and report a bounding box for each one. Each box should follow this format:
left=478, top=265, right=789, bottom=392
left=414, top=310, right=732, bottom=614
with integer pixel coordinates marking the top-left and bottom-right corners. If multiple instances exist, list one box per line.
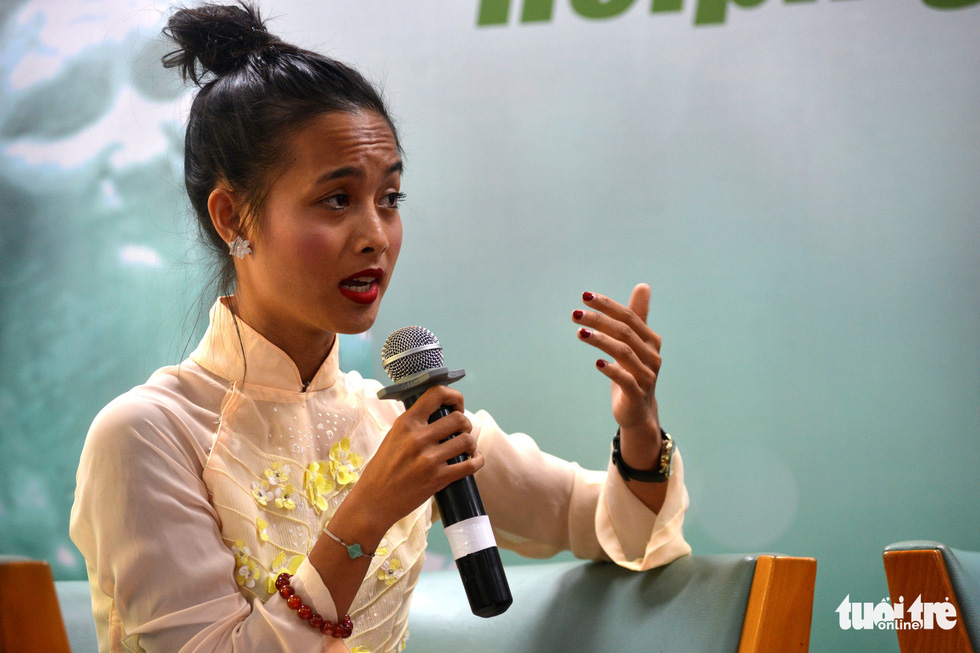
left=572, top=309, right=584, bottom=320
left=582, top=292, right=595, bottom=302
left=596, top=359, right=606, bottom=369
left=579, top=328, right=591, bottom=339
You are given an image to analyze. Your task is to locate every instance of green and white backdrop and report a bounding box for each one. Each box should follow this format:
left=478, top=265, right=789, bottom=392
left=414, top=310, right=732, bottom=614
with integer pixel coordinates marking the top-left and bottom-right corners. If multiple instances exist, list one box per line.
left=0, top=1, right=977, bottom=651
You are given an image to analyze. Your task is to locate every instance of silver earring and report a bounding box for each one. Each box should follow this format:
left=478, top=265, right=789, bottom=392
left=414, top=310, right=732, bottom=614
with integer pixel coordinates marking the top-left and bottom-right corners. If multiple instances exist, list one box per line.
left=229, top=235, right=252, bottom=259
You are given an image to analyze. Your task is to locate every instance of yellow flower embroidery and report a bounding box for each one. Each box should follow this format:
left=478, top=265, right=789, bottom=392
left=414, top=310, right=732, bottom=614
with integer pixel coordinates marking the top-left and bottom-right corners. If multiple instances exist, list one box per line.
left=266, top=552, right=306, bottom=594
left=264, top=462, right=291, bottom=487
left=304, top=461, right=335, bottom=513
left=271, top=551, right=286, bottom=570
left=377, top=557, right=404, bottom=586
left=251, top=480, right=274, bottom=506
left=349, top=647, right=371, bottom=653
left=329, top=438, right=363, bottom=486
left=231, top=540, right=250, bottom=565
left=256, top=518, right=270, bottom=542
left=231, top=540, right=260, bottom=588
left=399, top=630, right=410, bottom=651
left=236, top=558, right=260, bottom=588
left=274, top=483, right=298, bottom=511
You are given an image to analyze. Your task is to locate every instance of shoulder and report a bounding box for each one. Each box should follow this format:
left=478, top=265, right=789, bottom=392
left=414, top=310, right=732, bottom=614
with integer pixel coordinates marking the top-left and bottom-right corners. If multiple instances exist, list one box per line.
left=82, top=362, right=224, bottom=475
left=70, top=363, right=230, bottom=568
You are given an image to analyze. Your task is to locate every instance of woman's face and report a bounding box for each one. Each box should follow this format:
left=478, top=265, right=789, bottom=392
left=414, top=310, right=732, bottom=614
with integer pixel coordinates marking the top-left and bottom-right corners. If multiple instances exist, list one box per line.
left=234, top=110, right=403, bottom=341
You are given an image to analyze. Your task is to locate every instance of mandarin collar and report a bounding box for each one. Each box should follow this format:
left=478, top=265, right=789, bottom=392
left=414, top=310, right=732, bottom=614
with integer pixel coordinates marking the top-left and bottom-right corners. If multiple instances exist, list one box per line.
left=190, top=297, right=338, bottom=393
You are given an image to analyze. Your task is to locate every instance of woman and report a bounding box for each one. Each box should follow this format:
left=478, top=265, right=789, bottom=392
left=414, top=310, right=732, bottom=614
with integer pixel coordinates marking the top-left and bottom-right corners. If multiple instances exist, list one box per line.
left=70, top=3, right=690, bottom=652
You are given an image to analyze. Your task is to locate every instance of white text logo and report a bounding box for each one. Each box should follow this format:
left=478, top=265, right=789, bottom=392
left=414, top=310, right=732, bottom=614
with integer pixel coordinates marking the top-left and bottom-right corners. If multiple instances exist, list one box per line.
left=837, top=595, right=958, bottom=631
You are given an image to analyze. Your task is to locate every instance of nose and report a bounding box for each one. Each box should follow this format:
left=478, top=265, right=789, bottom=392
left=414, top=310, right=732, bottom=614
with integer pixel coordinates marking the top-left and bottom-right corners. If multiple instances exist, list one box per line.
left=356, top=209, right=389, bottom=255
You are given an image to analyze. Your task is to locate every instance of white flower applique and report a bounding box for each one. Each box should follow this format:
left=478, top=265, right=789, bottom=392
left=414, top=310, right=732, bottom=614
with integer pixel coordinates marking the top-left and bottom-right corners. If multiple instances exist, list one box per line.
left=376, top=544, right=405, bottom=587
left=251, top=480, right=274, bottom=506
left=275, top=484, right=299, bottom=511
left=264, top=462, right=291, bottom=487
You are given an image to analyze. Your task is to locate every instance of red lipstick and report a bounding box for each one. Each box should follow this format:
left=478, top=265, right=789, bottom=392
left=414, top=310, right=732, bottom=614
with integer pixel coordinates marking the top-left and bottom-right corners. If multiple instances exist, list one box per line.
left=339, top=268, right=383, bottom=305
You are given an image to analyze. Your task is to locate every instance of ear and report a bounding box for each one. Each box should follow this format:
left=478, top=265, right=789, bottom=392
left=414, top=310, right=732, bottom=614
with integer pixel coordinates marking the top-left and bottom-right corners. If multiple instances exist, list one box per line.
left=207, top=185, right=242, bottom=245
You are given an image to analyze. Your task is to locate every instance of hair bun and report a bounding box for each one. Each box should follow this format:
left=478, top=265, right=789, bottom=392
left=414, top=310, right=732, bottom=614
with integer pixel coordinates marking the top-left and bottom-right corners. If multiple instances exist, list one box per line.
left=163, top=2, right=277, bottom=84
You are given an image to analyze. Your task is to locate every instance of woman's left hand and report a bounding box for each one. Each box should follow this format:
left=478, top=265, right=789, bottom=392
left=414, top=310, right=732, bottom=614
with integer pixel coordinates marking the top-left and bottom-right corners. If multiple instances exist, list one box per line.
left=573, top=283, right=664, bottom=469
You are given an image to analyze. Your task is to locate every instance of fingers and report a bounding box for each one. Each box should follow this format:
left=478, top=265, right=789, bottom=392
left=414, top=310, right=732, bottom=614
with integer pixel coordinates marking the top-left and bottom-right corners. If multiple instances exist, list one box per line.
left=426, top=410, right=472, bottom=442
left=628, top=283, right=650, bottom=325
left=579, top=326, right=658, bottom=391
left=573, top=314, right=662, bottom=375
left=581, top=290, right=661, bottom=349
left=436, top=449, right=485, bottom=488
left=409, top=384, right=465, bottom=418
left=364, top=385, right=481, bottom=527
left=433, top=429, right=479, bottom=464
left=422, top=427, right=483, bottom=492
left=594, top=356, right=646, bottom=398
left=400, top=385, right=474, bottom=450
left=572, top=288, right=663, bottom=398
left=573, top=292, right=662, bottom=378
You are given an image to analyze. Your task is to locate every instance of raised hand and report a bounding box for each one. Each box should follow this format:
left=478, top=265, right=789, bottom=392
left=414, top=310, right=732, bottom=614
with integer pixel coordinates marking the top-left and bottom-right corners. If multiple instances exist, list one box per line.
left=572, top=283, right=664, bottom=472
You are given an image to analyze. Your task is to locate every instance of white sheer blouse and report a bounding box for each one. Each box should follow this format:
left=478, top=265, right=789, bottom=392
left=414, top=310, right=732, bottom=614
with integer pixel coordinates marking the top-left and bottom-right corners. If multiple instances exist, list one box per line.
left=70, top=298, right=690, bottom=652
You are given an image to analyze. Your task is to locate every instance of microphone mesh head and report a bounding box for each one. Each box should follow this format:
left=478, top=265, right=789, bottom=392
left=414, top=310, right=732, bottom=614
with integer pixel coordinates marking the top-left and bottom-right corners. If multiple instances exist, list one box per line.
left=381, top=326, right=445, bottom=382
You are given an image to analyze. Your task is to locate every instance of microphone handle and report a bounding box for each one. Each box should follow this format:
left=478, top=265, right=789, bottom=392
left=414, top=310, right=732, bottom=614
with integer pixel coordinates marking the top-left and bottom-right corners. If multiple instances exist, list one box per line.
left=402, top=398, right=512, bottom=617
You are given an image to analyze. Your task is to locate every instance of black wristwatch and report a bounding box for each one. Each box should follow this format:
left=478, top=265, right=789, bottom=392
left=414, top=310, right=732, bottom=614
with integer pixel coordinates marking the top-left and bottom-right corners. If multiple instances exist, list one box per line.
left=612, top=427, right=674, bottom=483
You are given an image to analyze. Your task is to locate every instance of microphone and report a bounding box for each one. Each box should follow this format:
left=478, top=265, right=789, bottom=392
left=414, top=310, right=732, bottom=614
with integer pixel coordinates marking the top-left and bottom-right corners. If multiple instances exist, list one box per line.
left=377, top=326, right=512, bottom=618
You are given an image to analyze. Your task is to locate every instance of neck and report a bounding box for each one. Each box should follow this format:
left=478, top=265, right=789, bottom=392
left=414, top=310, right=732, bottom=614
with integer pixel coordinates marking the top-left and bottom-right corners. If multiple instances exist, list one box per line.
left=227, top=295, right=336, bottom=386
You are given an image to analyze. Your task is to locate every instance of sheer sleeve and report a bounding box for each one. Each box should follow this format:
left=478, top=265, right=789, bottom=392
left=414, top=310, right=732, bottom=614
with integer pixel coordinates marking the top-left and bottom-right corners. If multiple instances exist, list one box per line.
left=69, top=391, right=338, bottom=652
left=468, top=410, right=691, bottom=570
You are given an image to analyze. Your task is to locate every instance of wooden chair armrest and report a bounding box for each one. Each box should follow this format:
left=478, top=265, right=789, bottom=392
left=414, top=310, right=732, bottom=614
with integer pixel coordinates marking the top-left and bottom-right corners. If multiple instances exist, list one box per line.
left=883, top=548, right=975, bottom=653
left=738, top=555, right=817, bottom=653
left=0, top=558, right=71, bottom=653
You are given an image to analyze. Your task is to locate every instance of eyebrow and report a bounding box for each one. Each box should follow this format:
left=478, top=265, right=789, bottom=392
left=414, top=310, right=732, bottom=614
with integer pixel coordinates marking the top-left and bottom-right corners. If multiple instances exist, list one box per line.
left=315, top=161, right=403, bottom=185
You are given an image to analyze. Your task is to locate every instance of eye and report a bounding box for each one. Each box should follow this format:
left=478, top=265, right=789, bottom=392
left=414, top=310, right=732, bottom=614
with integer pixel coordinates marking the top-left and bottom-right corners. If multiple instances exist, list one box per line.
left=321, top=192, right=350, bottom=210
left=381, top=191, right=406, bottom=209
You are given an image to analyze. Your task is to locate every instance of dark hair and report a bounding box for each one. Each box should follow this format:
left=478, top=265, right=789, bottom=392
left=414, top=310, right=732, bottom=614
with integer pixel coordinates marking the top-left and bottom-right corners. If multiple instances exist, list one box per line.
left=162, top=2, right=401, bottom=296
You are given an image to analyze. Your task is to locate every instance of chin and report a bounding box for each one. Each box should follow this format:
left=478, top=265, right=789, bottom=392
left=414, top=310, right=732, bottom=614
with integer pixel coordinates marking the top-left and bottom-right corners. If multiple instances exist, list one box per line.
left=323, top=286, right=386, bottom=335
left=333, top=309, right=380, bottom=336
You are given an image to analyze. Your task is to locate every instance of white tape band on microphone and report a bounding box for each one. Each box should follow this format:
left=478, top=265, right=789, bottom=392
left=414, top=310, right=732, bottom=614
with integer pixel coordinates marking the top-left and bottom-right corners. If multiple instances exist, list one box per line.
left=444, top=515, right=497, bottom=560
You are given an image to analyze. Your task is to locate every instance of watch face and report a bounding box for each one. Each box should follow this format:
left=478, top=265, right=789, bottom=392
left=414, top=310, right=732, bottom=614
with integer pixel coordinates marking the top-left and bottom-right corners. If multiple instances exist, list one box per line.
left=661, top=438, right=674, bottom=478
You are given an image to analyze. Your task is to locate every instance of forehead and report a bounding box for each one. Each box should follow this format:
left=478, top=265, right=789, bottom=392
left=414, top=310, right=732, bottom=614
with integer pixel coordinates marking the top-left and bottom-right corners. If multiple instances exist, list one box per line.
left=283, top=110, right=400, bottom=175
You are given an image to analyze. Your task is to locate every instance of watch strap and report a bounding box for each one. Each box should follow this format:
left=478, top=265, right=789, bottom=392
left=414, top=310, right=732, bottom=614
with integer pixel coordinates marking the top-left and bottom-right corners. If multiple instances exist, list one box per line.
left=612, top=427, right=673, bottom=483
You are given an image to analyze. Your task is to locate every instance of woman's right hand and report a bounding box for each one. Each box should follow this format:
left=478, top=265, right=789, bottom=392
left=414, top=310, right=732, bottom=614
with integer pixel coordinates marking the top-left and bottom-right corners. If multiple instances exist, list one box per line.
left=310, top=385, right=481, bottom=616
left=337, top=385, right=484, bottom=541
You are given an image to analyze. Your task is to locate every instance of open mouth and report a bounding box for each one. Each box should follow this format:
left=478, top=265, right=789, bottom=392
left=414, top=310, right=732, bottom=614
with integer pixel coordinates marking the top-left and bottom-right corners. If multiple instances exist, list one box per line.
left=339, top=268, right=383, bottom=304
